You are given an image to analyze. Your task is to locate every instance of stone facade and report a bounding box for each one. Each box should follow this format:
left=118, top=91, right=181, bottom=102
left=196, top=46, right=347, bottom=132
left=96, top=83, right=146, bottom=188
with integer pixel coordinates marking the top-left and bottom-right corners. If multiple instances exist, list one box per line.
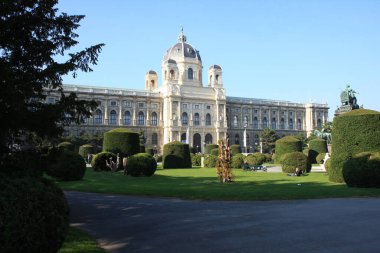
left=46, top=30, right=329, bottom=153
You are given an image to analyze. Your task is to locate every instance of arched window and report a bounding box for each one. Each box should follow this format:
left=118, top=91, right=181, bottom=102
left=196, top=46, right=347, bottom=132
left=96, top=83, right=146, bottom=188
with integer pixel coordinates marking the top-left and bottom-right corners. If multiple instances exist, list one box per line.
left=181, top=133, right=187, bottom=143
left=297, top=118, right=302, bottom=130
left=206, top=113, right=211, bottom=126
left=169, top=69, right=174, bottom=80
left=262, top=117, right=268, bottom=128
left=194, top=113, right=200, bottom=126
left=280, top=118, right=285, bottom=129
left=235, top=134, right=240, bottom=144
left=124, top=111, right=131, bottom=125
left=193, top=133, right=201, bottom=152
left=205, top=133, right=212, bottom=144
left=182, top=112, right=188, bottom=125
left=138, top=111, right=145, bottom=125
left=289, top=118, right=294, bottom=129
left=271, top=117, right=276, bottom=129
left=317, top=118, right=322, bottom=128
left=152, top=133, right=158, bottom=145
left=233, top=115, right=238, bottom=127
left=243, top=116, right=248, bottom=127
left=151, top=112, right=158, bottom=126
left=109, top=110, right=117, bottom=125
left=215, top=74, right=219, bottom=82
left=94, top=109, right=103, bottom=124
left=253, top=117, right=258, bottom=129
left=188, top=68, right=193, bottom=80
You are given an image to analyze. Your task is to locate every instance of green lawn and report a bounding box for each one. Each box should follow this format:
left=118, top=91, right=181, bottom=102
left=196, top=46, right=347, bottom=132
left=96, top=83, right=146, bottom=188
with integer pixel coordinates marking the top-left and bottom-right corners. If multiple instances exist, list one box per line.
left=57, top=167, right=380, bottom=201
left=59, top=227, right=105, bottom=253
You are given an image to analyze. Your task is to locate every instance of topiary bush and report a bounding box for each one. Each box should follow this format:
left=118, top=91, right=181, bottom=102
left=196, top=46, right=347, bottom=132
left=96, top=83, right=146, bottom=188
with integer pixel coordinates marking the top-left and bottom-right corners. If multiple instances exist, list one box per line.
left=191, top=153, right=202, bottom=166
left=204, top=154, right=218, bottom=168
left=231, top=153, right=245, bottom=168
left=125, top=153, right=157, bottom=177
left=275, top=136, right=302, bottom=163
left=163, top=141, right=192, bottom=168
left=325, top=158, right=331, bottom=172
left=330, top=109, right=380, bottom=183
left=342, top=152, right=380, bottom=188
left=58, top=141, right=75, bottom=152
left=308, top=138, right=328, bottom=164
left=78, top=144, right=94, bottom=160
left=316, top=153, right=326, bottom=164
left=244, top=153, right=266, bottom=166
left=46, top=150, right=86, bottom=181
left=210, top=148, right=219, bottom=156
left=281, top=151, right=311, bottom=173
left=0, top=174, right=69, bottom=253
left=205, top=144, right=218, bottom=154
left=103, top=128, right=140, bottom=157
left=231, top=145, right=242, bottom=156
left=91, top=152, right=117, bottom=171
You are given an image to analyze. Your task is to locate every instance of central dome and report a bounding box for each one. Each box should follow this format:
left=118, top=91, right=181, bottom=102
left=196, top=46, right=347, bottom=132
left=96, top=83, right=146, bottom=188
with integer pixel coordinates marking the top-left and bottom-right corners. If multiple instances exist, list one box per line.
left=163, top=30, right=202, bottom=62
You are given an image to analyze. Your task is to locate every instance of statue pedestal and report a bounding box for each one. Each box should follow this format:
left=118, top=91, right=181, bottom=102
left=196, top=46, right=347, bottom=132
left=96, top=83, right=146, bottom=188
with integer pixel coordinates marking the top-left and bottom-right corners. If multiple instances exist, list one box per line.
left=335, top=105, right=354, bottom=116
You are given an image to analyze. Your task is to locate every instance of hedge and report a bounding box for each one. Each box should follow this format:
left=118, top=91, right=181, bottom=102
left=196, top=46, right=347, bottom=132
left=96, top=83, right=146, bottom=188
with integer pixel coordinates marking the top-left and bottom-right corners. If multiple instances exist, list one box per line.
left=103, top=128, right=140, bottom=157
left=274, top=136, right=302, bottom=163
left=281, top=152, right=311, bottom=173
left=145, top=148, right=154, bottom=156
left=163, top=141, right=192, bottom=168
left=91, top=152, right=117, bottom=171
left=204, top=155, right=218, bottom=168
left=231, top=153, right=245, bottom=168
left=244, top=153, right=266, bottom=166
left=46, top=150, right=86, bottom=181
left=58, top=141, right=75, bottom=152
left=316, top=153, right=326, bottom=164
left=210, top=148, right=219, bottom=156
left=205, top=144, right=218, bottom=154
left=330, top=109, right=380, bottom=183
left=231, top=145, right=241, bottom=156
left=191, top=153, right=202, bottom=166
left=78, top=144, right=94, bottom=160
left=125, top=153, right=157, bottom=177
left=308, top=138, right=328, bottom=164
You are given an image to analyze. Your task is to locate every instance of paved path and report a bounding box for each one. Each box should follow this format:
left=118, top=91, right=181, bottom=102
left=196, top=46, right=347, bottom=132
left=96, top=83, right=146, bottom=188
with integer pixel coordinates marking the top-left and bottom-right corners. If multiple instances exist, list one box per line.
left=66, top=191, right=380, bottom=253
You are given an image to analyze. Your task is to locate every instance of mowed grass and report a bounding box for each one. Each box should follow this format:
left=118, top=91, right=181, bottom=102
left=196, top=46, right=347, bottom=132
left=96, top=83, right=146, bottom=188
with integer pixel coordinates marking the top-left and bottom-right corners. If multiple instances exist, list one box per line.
left=57, top=166, right=380, bottom=201
left=59, top=227, right=105, bottom=253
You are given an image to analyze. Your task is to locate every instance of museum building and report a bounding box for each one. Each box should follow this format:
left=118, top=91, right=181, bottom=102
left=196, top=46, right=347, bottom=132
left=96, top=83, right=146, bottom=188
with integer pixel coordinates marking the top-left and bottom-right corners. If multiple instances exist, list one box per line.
left=46, top=30, right=329, bottom=153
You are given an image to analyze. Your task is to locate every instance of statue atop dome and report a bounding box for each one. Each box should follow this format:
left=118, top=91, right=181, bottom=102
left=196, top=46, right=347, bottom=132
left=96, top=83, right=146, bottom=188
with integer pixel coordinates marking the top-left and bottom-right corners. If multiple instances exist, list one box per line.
left=335, top=84, right=360, bottom=116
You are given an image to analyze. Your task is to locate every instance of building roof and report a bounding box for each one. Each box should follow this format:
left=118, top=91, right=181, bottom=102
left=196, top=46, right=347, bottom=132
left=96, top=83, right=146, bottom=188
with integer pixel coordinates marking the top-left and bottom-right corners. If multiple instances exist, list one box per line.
left=163, top=30, right=202, bottom=62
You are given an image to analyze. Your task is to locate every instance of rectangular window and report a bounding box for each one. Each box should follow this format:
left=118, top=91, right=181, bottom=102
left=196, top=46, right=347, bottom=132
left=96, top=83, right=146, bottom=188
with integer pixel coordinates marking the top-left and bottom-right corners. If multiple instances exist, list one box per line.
left=195, top=104, right=199, bottom=109
left=182, top=103, right=187, bottom=109
left=125, top=101, right=132, bottom=107
left=111, top=101, right=117, bottom=106
left=139, top=102, right=144, bottom=108
left=206, top=105, right=211, bottom=110
left=47, top=97, right=55, bottom=104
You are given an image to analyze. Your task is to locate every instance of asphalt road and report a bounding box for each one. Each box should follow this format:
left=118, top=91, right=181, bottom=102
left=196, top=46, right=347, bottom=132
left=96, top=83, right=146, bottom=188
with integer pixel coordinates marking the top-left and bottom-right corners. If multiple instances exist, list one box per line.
left=65, top=191, right=380, bottom=253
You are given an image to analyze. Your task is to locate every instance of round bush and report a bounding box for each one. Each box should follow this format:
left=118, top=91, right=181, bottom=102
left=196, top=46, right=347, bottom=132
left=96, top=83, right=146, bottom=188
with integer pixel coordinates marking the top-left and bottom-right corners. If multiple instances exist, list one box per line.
left=342, top=152, right=380, bottom=188
left=47, top=150, right=86, bottom=181
left=231, top=145, right=242, bottom=156
left=0, top=174, right=69, bottom=253
left=191, top=153, right=202, bottom=166
left=275, top=136, right=302, bottom=163
left=103, top=128, right=140, bottom=157
left=204, top=155, right=218, bottom=168
left=125, top=153, right=157, bottom=177
left=330, top=109, right=380, bottom=183
left=244, top=153, right=266, bottom=166
left=78, top=144, right=94, bottom=160
left=316, top=153, right=326, bottom=164
left=308, top=138, right=328, bottom=164
left=231, top=153, right=245, bottom=168
left=281, top=152, right=311, bottom=173
left=91, top=152, right=117, bottom=171
left=58, top=141, right=75, bottom=152
left=163, top=141, right=192, bottom=169
left=205, top=144, right=218, bottom=154
left=210, top=148, right=219, bottom=156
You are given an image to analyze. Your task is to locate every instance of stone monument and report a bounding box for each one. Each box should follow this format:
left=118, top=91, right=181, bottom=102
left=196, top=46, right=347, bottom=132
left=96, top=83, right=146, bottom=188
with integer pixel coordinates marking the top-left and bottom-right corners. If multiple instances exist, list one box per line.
left=334, top=85, right=360, bottom=116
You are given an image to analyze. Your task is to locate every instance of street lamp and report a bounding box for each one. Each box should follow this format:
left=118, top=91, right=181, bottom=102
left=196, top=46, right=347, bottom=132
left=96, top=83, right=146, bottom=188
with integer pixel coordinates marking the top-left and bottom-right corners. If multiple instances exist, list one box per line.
left=153, top=145, right=157, bottom=155
left=243, top=123, right=247, bottom=153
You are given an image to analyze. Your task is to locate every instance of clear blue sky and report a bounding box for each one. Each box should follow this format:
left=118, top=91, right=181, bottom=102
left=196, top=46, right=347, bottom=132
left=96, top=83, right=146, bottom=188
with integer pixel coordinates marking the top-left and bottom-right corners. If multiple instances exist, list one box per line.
left=57, top=0, right=380, bottom=119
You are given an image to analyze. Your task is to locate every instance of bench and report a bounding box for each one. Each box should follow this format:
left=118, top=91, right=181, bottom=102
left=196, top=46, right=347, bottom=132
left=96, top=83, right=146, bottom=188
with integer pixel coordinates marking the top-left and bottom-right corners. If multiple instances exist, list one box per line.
left=242, top=164, right=267, bottom=172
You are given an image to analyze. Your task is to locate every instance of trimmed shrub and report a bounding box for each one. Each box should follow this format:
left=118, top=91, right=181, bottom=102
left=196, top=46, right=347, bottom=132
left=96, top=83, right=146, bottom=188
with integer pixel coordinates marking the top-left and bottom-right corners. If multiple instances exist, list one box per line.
left=316, top=153, right=326, bottom=164
left=231, top=153, right=245, bottom=168
left=244, top=153, right=266, bottom=166
left=191, top=153, right=202, bottom=166
left=205, top=144, right=218, bottom=154
left=145, top=148, right=154, bottom=156
left=210, top=148, right=219, bottom=156
left=91, top=152, right=117, bottom=171
left=103, top=128, right=140, bottom=157
left=154, top=154, right=162, bottom=162
left=231, top=145, right=242, bottom=156
left=325, top=158, right=331, bottom=172
left=58, top=141, right=75, bottom=152
left=204, top=155, right=218, bottom=168
left=125, top=153, right=157, bottom=177
left=78, top=144, right=94, bottom=160
left=342, top=152, right=380, bottom=188
left=46, top=150, right=86, bottom=181
left=163, top=141, right=192, bottom=168
left=308, top=138, right=328, bottom=164
left=303, top=148, right=309, bottom=156
left=275, top=136, right=302, bottom=163
left=330, top=109, right=380, bottom=183
left=264, top=153, right=272, bottom=163
left=281, top=152, right=311, bottom=173
left=0, top=174, right=69, bottom=253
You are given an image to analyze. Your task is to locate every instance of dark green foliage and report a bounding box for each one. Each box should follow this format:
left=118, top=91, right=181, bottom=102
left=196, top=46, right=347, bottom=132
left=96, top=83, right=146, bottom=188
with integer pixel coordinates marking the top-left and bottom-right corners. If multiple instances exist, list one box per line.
left=281, top=152, right=311, bottom=173
left=264, top=153, right=272, bottom=163
left=91, top=152, right=116, bottom=171
left=145, top=148, right=154, bottom=156
left=1, top=150, right=44, bottom=176
left=210, top=148, right=219, bottom=156
left=46, top=150, right=86, bottom=181
left=205, top=144, right=218, bottom=154
left=308, top=138, right=328, bottom=164
left=231, top=145, right=241, bottom=156
left=58, top=141, right=75, bottom=152
left=190, top=153, right=202, bottom=166
left=330, top=109, right=380, bottom=183
left=204, top=155, right=218, bottom=168
left=260, top=128, right=280, bottom=153
left=275, top=136, right=302, bottom=163
left=103, top=128, right=140, bottom=157
left=189, top=146, right=196, bottom=154
left=125, top=153, right=157, bottom=177
left=0, top=174, right=69, bottom=253
left=303, top=148, right=309, bottom=156
left=325, top=158, right=331, bottom=172
left=316, top=153, right=326, bottom=164
left=244, top=153, right=266, bottom=166
left=140, top=146, right=145, bottom=153
left=343, top=152, right=380, bottom=188
left=78, top=144, right=94, bottom=159
left=154, top=154, right=162, bottom=162
left=163, top=141, right=192, bottom=169
left=231, top=153, right=245, bottom=168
